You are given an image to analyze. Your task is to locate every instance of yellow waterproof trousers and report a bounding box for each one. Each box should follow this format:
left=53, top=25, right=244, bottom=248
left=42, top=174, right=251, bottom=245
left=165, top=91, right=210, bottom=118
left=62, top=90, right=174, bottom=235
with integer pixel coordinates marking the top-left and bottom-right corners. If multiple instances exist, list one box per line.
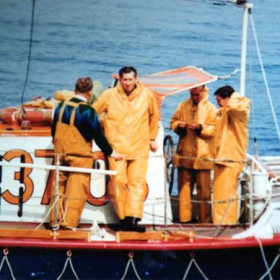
left=49, top=101, right=94, bottom=228
left=49, top=154, right=92, bottom=228
left=213, top=164, right=243, bottom=225
left=178, top=168, right=211, bottom=223
left=108, top=157, right=148, bottom=220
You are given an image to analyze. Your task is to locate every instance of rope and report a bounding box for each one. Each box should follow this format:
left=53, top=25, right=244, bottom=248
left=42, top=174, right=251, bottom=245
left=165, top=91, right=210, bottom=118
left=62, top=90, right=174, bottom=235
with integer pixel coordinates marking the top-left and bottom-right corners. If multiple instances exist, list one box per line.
left=170, top=154, right=247, bottom=164
left=0, top=249, right=16, bottom=280
left=256, top=238, right=273, bottom=280
left=182, top=253, right=209, bottom=280
left=217, top=68, right=240, bottom=79
left=41, top=179, right=270, bottom=224
left=250, top=13, right=280, bottom=143
left=56, top=250, right=80, bottom=280
left=213, top=196, right=234, bottom=237
left=35, top=194, right=61, bottom=230
left=21, top=0, right=36, bottom=107
left=0, top=148, right=249, bottom=165
left=120, top=252, right=142, bottom=280
left=259, top=251, right=280, bottom=280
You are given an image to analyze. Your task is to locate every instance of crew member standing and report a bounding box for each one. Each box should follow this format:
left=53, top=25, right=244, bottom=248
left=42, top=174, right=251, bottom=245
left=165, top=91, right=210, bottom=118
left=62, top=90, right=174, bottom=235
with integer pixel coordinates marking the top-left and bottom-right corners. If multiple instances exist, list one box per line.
left=213, top=85, right=250, bottom=225
left=50, top=77, right=121, bottom=229
left=93, top=66, right=159, bottom=232
left=171, top=85, right=216, bottom=223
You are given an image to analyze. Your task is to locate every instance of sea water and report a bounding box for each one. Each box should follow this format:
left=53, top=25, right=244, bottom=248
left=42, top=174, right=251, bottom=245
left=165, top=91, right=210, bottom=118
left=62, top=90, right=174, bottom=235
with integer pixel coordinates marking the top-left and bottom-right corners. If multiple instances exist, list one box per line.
left=0, top=0, right=280, bottom=155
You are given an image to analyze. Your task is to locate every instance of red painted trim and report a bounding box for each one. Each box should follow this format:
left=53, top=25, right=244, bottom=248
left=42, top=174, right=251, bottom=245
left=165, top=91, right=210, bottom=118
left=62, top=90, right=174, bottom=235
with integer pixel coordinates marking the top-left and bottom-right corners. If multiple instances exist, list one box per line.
left=0, top=236, right=279, bottom=251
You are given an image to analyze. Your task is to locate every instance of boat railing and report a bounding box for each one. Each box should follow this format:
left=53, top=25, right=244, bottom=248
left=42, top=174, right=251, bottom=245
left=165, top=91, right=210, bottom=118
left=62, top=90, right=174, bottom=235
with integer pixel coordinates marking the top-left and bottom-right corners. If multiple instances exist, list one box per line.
left=162, top=134, right=274, bottom=227
left=0, top=157, right=117, bottom=175
left=0, top=154, right=117, bottom=229
left=0, top=142, right=277, bottom=232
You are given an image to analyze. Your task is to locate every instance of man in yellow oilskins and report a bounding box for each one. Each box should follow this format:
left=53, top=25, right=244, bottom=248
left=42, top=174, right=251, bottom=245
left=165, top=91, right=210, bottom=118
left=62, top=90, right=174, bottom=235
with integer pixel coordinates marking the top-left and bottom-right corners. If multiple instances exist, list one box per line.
left=171, top=85, right=216, bottom=223
left=93, top=66, right=159, bottom=232
left=213, top=85, right=250, bottom=225
left=50, top=77, right=122, bottom=230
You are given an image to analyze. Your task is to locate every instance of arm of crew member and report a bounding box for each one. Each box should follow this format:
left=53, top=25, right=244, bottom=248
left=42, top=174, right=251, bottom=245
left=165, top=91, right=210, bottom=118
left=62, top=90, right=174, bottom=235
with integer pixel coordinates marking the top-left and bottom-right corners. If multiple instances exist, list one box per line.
left=92, top=92, right=107, bottom=115
left=109, top=150, right=123, bottom=161
left=192, top=106, right=216, bottom=139
left=148, top=93, right=160, bottom=145
left=170, top=104, right=188, bottom=136
left=150, top=139, right=158, bottom=152
left=227, top=93, right=250, bottom=121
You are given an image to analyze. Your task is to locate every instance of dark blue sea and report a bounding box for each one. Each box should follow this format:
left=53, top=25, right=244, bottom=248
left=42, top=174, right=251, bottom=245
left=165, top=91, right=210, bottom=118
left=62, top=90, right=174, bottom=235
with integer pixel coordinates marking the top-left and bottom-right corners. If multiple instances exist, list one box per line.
left=1, top=0, right=280, bottom=155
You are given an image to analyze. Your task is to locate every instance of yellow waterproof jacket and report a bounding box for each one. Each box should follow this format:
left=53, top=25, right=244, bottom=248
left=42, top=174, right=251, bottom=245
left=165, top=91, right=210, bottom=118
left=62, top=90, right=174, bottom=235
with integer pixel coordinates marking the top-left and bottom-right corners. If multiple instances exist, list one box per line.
left=93, top=81, right=159, bottom=159
left=215, top=92, right=250, bottom=166
left=171, top=87, right=216, bottom=169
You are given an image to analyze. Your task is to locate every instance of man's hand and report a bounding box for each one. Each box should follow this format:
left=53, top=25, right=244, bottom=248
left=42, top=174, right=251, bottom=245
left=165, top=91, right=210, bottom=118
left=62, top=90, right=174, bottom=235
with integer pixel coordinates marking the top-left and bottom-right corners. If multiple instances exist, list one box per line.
left=177, top=121, right=187, bottom=129
left=187, top=123, right=202, bottom=131
left=150, top=140, right=158, bottom=152
left=109, top=151, right=123, bottom=161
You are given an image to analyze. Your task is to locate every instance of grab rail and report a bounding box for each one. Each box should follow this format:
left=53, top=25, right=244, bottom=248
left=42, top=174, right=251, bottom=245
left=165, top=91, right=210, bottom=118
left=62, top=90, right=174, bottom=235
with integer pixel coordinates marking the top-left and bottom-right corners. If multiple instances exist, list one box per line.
left=0, top=161, right=117, bottom=175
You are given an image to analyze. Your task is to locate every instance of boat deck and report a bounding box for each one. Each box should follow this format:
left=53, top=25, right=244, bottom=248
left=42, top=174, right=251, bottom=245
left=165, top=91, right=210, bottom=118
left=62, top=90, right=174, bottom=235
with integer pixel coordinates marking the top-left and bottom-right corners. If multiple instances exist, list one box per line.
left=0, top=221, right=280, bottom=251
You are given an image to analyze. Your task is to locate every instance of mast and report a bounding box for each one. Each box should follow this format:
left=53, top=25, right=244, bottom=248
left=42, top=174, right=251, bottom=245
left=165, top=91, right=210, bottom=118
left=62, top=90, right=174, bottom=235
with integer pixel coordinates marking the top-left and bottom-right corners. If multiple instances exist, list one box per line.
left=238, top=0, right=253, bottom=96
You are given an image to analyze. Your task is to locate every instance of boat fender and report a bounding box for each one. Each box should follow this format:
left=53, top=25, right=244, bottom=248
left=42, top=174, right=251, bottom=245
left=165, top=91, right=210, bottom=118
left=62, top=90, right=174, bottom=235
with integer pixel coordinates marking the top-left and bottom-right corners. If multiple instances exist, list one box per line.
left=252, top=171, right=272, bottom=218
left=89, top=151, right=109, bottom=206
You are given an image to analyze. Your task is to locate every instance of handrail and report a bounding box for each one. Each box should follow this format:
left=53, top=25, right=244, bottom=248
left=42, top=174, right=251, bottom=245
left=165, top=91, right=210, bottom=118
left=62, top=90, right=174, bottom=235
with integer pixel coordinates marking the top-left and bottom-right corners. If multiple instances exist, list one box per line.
left=0, top=161, right=117, bottom=175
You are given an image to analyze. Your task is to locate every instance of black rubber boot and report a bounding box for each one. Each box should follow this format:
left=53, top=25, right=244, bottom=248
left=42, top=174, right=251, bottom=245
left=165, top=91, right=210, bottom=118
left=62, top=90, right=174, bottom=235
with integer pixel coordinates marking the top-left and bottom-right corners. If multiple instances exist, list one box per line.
left=121, top=216, right=146, bottom=233
left=108, top=219, right=125, bottom=231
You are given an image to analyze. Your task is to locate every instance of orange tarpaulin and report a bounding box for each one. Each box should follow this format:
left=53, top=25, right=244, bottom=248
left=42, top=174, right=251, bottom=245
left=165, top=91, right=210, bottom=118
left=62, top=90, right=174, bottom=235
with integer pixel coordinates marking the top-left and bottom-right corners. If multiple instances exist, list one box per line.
left=139, top=66, right=217, bottom=118
left=139, top=66, right=217, bottom=96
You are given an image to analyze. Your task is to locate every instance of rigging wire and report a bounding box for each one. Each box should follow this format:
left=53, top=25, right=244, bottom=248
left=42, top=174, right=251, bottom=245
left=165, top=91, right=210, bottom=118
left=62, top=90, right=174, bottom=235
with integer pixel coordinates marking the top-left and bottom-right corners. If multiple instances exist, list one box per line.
left=246, top=14, right=259, bottom=156
left=20, top=0, right=36, bottom=108
left=249, top=12, right=280, bottom=143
